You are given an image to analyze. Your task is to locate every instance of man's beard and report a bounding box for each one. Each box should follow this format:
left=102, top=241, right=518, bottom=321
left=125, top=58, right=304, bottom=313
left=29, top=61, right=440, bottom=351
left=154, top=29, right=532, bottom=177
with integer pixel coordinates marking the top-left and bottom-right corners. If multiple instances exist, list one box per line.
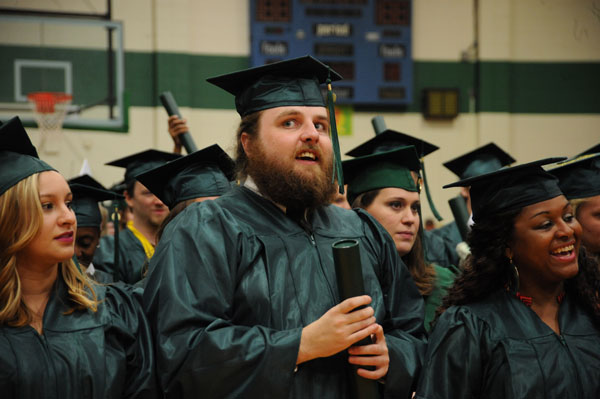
left=246, top=141, right=337, bottom=211
left=146, top=207, right=168, bottom=229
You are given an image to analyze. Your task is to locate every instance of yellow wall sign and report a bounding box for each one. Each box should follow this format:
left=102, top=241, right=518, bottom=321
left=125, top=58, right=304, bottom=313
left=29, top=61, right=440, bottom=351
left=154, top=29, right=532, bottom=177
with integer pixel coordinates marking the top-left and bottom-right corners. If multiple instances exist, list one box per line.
left=334, top=105, right=353, bottom=136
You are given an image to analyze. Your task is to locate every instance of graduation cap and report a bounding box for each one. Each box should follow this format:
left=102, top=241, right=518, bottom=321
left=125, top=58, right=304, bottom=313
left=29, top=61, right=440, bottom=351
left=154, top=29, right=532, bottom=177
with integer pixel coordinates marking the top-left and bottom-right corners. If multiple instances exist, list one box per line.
left=548, top=153, right=600, bottom=200
left=102, top=180, right=128, bottom=214
left=70, top=183, right=124, bottom=228
left=207, top=55, right=346, bottom=193
left=443, top=143, right=515, bottom=180
left=345, top=129, right=439, bottom=158
left=576, top=144, right=600, bottom=158
left=0, top=116, right=55, bottom=195
left=343, top=146, right=421, bottom=205
left=207, top=55, right=342, bottom=117
left=443, top=157, right=566, bottom=223
left=67, top=174, right=106, bottom=190
left=109, top=180, right=126, bottom=196
left=106, top=149, right=181, bottom=185
left=346, top=129, right=442, bottom=220
left=136, top=144, right=235, bottom=209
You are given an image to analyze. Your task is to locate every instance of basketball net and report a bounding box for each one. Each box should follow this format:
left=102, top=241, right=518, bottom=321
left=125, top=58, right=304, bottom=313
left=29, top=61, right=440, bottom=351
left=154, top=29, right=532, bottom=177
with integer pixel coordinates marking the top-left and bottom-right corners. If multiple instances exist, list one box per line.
left=27, top=92, right=72, bottom=154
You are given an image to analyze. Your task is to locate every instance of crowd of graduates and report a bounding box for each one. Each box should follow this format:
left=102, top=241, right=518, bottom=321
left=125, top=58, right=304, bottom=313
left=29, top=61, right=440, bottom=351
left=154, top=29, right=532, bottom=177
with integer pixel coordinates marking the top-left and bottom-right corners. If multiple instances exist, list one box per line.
left=0, top=56, right=599, bottom=398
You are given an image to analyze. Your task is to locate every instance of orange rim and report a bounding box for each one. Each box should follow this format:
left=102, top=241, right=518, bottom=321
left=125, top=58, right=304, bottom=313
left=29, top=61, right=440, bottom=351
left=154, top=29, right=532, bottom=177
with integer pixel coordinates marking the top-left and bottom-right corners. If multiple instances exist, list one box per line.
left=27, top=92, right=72, bottom=114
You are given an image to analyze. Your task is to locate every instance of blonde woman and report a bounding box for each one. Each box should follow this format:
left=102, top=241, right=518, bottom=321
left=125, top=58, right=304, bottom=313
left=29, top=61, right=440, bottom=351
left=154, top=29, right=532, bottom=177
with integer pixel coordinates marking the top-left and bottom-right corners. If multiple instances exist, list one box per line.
left=0, top=117, right=157, bottom=398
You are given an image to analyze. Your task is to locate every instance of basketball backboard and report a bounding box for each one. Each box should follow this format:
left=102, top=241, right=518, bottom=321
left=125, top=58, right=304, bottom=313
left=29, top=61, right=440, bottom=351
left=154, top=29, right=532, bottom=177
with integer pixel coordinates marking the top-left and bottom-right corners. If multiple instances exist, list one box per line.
left=0, top=1, right=126, bottom=131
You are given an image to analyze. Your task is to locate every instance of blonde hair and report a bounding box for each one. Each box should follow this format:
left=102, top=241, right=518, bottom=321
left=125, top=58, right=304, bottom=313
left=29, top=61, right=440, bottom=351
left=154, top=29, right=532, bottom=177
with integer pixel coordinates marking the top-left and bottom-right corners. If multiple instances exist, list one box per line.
left=0, top=173, right=99, bottom=327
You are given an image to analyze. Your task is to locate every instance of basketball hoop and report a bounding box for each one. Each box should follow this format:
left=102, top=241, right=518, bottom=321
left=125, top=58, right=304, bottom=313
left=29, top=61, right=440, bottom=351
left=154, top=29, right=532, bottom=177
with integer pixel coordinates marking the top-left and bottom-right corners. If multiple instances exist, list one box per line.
left=27, top=92, right=72, bottom=153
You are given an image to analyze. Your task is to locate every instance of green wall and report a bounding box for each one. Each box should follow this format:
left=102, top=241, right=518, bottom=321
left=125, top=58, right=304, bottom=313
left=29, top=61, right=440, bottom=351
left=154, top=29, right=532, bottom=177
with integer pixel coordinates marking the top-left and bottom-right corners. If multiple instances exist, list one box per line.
left=2, top=45, right=599, bottom=114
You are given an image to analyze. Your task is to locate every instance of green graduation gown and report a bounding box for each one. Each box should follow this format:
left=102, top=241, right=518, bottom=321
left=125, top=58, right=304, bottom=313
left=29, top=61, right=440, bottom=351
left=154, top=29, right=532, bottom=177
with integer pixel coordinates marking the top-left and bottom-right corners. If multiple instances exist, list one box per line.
left=416, top=290, right=600, bottom=398
left=423, top=229, right=458, bottom=269
left=93, top=228, right=148, bottom=284
left=423, top=265, right=456, bottom=331
left=0, top=276, right=157, bottom=398
left=426, top=222, right=461, bottom=267
left=143, top=186, right=427, bottom=398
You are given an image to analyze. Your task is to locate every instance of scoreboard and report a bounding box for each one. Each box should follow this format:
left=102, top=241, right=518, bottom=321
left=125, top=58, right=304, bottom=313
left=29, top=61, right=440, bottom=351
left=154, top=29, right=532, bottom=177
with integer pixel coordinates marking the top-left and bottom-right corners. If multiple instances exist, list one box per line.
left=250, top=0, right=413, bottom=106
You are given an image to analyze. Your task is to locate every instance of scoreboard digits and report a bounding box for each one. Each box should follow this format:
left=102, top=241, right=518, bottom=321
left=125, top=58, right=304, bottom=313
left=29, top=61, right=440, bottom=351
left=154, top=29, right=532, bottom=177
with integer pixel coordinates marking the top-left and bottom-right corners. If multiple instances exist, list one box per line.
left=250, top=0, right=413, bottom=106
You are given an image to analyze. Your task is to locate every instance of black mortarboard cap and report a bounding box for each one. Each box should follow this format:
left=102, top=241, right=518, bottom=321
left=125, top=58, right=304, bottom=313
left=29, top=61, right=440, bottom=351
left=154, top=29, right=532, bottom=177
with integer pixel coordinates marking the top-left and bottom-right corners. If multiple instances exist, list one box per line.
left=136, top=144, right=235, bottom=209
left=576, top=144, right=600, bottom=158
left=109, top=180, right=126, bottom=195
left=0, top=116, right=55, bottom=195
left=206, top=55, right=342, bottom=117
left=443, top=142, right=516, bottom=180
left=343, top=146, right=421, bottom=205
left=549, top=153, right=600, bottom=200
left=345, top=129, right=439, bottom=158
left=68, top=174, right=106, bottom=190
left=444, top=157, right=566, bottom=223
left=106, top=149, right=181, bottom=185
left=70, top=183, right=124, bottom=228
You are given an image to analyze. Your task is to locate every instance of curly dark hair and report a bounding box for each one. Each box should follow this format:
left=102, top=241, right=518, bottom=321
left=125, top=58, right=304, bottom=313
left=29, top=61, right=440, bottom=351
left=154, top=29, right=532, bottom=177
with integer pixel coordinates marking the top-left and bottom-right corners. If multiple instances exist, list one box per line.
left=438, top=208, right=520, bottom=312
left=437, top=207, right=600, bottom=326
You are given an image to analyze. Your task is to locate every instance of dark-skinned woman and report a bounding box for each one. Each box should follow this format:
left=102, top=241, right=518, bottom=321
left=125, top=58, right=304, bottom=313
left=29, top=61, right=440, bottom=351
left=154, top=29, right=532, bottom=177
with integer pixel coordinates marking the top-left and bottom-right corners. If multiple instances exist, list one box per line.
left=69, top=182, right=124, bottom=283
left=0, top=117, right=157, bottom=398
left=415, top=157, right=600, bottom=399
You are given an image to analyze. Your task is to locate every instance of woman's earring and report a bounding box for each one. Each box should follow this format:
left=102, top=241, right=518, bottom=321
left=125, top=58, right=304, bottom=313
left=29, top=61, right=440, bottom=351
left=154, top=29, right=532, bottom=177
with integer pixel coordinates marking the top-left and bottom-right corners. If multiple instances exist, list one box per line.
left=508, top=256, right=520, bottom=293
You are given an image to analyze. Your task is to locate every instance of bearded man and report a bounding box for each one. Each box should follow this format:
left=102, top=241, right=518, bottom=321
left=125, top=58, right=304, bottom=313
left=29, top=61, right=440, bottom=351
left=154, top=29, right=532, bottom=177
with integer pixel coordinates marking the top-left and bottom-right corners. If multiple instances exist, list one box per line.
left=143, top=56, right=426, bottom=398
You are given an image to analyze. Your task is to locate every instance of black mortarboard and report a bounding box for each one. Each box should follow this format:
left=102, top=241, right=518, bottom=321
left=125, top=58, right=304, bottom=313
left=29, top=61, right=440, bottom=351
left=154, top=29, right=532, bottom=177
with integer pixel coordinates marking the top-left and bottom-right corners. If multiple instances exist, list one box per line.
left=106, top=149, right=181, bottom=185
left=343, top=146, right=421, bottom=205
left=345, top=129, right=439, bottom=158
left=70, top=183, right=124, bottom=228
left=548, top=153, right=600, bottom=200
left=136, top=144, right=235, bottom=209
left=443, top=143, right=516, bottom=180
left=68, top=174, right=106, bottom=190
left=443, top=157, right=566, bottom=223
left=576, top=144, right=600, bottom=158
left=0, top=116, right=55, bottom=195
left=109, top=180, right=126, bottom=195
left=207, top=55, right=346, bottom=194
left=206, top=55, right=342, bottom=117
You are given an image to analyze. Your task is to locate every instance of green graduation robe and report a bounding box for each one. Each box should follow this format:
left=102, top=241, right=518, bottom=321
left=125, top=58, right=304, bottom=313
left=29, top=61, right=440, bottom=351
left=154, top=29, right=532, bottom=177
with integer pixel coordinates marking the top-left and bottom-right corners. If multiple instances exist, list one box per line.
left=423, top=229, right=458, bottom=269
left=423, top=265, right=456, bottom=331
left=426, top=222, right=461, bottom=267
left=0, top=276, right=157, bottom=398
left=143, top=186, right=427, bottom=398
left=416, top=290, right=600, bottom=398
left=93, top=228, right=148, bottom=284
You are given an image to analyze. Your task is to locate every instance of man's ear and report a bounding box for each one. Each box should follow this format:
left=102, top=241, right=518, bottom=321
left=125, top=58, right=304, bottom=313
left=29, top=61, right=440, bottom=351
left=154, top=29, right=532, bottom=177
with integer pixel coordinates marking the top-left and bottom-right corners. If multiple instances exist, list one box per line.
left=241, top=132, right=251, bottom=156
left=124, top=189, right=134, bottom=209
left=460, top=186, right=470, bottom=199
left=505, top=246, right=513, bottom=260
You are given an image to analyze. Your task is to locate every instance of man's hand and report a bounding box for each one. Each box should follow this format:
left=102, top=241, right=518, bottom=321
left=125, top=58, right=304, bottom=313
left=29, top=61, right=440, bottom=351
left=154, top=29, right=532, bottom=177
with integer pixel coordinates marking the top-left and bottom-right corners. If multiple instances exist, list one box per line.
left=296, top=295, right=378, bottom=365
left=347, top=323, right=389, bottom=380
left=168, top=115, right=189, bottom=154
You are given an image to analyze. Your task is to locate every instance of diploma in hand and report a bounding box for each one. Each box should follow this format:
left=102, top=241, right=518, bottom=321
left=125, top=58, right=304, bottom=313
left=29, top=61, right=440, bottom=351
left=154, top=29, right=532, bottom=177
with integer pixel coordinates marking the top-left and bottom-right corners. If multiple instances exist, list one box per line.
left=332, top=239, right=380, bottom=399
